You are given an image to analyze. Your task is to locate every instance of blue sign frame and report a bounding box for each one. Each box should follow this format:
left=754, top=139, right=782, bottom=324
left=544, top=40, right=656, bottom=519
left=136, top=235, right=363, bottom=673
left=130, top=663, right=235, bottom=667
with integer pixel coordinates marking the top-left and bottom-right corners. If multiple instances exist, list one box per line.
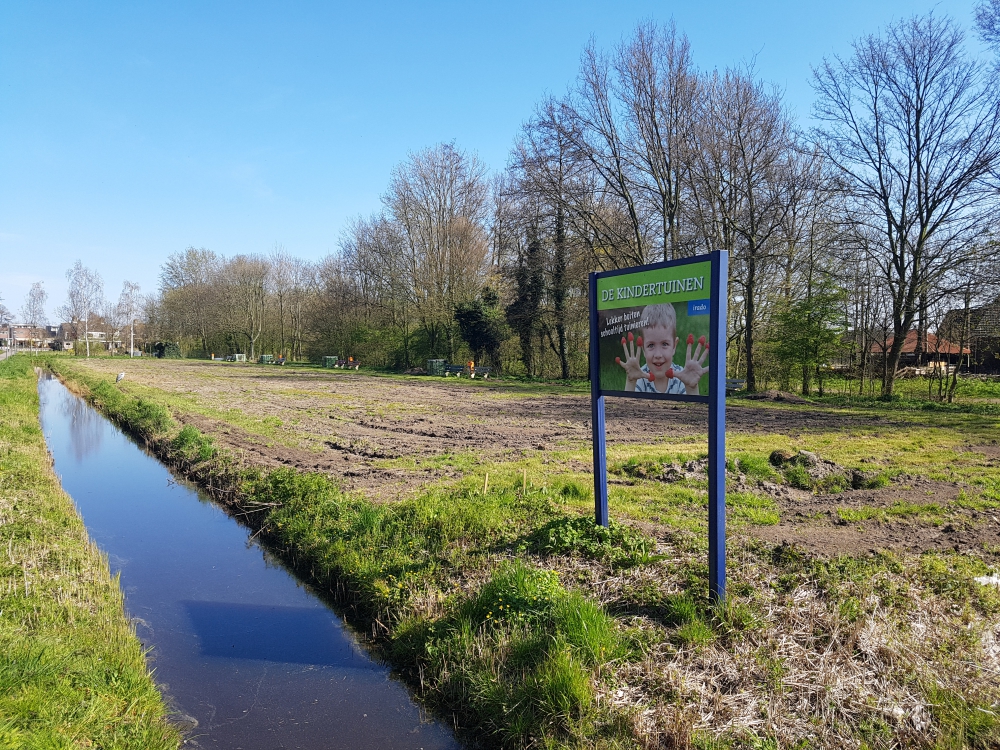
left=588, top=251, right=728, bottom=601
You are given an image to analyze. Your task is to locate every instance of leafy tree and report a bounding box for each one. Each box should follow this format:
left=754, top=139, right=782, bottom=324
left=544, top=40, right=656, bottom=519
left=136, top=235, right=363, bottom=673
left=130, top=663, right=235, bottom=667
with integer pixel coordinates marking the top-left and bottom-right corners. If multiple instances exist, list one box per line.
left=455, top=287, right=507, bottom=371
left=772, top=282, right=845, bottom=396
left=505, top=233, right=545, bottom=375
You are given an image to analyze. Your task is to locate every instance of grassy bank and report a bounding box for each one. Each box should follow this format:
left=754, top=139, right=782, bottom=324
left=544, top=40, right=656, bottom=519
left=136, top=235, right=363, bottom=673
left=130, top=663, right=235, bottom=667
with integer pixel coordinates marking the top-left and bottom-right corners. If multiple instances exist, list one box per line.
left=47, top=355, right=1000, bottom=749
left=0, top=355, right=180, bottom=748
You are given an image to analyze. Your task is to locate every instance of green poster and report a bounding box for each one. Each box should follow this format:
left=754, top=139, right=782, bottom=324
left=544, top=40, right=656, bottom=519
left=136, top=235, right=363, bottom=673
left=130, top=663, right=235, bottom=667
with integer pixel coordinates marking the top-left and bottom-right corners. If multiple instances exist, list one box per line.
left=595, top=261, right=712, bottom=397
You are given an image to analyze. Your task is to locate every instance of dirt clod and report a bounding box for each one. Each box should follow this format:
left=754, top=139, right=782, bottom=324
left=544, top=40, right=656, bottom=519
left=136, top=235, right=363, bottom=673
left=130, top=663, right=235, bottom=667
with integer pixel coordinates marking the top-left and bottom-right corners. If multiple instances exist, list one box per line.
left=770, top=449, right=795, bottom=466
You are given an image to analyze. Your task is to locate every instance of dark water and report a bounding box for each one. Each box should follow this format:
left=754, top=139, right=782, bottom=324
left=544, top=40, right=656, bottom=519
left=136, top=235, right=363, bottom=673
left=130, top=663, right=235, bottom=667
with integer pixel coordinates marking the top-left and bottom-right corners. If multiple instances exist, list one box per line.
left=37, top=373, right=459, bottom=750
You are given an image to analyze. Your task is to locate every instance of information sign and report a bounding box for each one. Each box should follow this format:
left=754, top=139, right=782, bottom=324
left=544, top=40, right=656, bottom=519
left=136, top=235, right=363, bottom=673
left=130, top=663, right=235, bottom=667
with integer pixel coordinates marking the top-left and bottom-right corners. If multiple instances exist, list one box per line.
left=588, top=252, right=728, bottom=600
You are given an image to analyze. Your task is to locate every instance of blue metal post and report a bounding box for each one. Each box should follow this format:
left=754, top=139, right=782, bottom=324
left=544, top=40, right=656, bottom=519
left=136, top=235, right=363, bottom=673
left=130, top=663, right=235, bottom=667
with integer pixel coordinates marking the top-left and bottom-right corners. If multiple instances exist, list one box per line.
left=707, top=251, right=728, bottom=602
left=589, top=273, right=609, bottom=527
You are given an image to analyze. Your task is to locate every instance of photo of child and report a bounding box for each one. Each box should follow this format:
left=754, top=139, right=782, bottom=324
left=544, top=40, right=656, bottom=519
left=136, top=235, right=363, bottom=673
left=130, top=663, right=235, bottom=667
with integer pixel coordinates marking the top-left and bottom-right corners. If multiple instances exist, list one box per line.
left=597, top=299, right=710, bottom=396
left=615, top=303, right=708, bottom=395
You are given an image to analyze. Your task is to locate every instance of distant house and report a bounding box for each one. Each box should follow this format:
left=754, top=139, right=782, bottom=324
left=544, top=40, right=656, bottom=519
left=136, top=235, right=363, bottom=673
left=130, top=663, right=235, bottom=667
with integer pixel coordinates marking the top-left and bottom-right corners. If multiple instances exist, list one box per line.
left=6, top=324, right=58, bottom=349
left=941, top=298, right=1000, bottom=374
left=869, top=330, right=970, bottom=368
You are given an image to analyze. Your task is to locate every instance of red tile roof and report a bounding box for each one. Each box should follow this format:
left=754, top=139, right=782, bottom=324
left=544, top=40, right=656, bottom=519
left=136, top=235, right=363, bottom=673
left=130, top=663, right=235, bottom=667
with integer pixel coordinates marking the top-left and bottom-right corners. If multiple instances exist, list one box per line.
left=871, top=330, right=969, bottom=355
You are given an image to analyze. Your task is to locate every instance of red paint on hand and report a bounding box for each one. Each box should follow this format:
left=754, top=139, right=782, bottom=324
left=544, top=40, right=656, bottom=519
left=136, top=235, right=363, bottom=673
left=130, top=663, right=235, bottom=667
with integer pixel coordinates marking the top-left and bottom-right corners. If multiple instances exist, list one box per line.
left=698, top=336, right=706, bottom=346
left=687, top=333, right=694, bottom=345
left=666, top=368, right=674, bottom=379
left=621, top=337, right=626, bottom=346
left=615, top=357, right=621, bottom=364
left=649, top=371, right=655, bottom=382
left=627, top=331, right=634, bottom=342
left=637, top=335, right=643, bottom=348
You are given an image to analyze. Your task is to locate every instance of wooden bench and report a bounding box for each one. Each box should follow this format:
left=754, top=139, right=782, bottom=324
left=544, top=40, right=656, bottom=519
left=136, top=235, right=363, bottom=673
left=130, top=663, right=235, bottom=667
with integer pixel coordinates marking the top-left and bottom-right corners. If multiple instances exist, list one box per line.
left=338, top=359, right=360, bottom=370
left=275, top=357, right=286, bottom=365
left=725, top=378, right=746, bottom=394
left=444, top=365, right=465, bottom=377
left=469, top=366, right=491, bottom=379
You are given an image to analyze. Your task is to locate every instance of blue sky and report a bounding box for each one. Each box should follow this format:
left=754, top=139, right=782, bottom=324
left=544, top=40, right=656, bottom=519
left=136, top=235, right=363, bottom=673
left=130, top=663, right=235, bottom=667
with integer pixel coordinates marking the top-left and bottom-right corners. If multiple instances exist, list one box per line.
left=0, top=0, right=982, bottom=321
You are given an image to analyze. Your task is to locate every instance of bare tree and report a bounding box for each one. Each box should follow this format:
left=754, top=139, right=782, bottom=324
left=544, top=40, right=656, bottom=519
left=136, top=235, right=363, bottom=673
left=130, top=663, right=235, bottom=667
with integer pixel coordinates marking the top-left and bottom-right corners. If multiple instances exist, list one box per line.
left=812, top=13, right=1000, bottom=396
left=159, top=247, right=220, bottom=356
left=560, top=43, right=648, bottom=265
left=222, top=255, right=269, bottom=359
left=688, top=67, right=797, bottom=391
left=0, top=294, right=12, bottom=350
left=976, top=0, right=1000, bottom=46
left=116, top=281, right=142, bottom=356
left=386, top=142, right=491, bottom=359
left=615, top=21, right=699, bottom=260
left=20, top=282, right=48, bottom=332
left=60, top=261, right=104, bottom=357
left=341, top=212, right=415, bottom=365
left=269, top=246, right=294, bottom=358
left=287, top=257, right=313, bottom=361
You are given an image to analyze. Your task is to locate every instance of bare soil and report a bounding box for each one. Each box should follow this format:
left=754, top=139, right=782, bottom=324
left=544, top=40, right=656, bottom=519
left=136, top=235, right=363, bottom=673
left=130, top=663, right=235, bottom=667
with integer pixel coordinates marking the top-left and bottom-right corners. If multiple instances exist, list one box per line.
left=754, top=478, right=1000, bottom=557
left=76, top=359, right=998, bottom=556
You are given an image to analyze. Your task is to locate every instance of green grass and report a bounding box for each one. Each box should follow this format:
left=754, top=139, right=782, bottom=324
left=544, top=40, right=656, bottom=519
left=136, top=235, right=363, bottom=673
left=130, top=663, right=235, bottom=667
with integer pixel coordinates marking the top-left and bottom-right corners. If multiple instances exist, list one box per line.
left=727, top=492, right=780, bottom=526
left=818, top=373, right=1000, bottom=404
left=394, top=561, right=627, bottom=745
left=0, top=355, right=179, bottom=748
left=924, top=682, right=1000, bottom=749
left=729, top=453, right=778, bottom=482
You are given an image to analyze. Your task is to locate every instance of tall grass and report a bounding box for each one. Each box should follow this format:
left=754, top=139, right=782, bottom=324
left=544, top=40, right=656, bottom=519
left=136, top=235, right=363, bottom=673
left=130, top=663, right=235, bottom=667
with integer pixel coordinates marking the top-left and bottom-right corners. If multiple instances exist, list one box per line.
left=0, top=355, right=179, bottom=748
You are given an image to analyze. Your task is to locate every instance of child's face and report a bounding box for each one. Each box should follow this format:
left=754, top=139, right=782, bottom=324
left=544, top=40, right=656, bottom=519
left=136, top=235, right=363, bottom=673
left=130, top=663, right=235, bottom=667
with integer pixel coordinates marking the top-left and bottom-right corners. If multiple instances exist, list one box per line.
left=642, top=323, right=677, bottom=376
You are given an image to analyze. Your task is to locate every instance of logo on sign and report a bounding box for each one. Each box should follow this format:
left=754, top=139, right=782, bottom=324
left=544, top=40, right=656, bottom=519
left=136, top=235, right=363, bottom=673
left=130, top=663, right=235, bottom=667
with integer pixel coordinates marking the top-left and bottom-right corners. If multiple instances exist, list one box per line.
left=687, top=299, right=710, bottom=316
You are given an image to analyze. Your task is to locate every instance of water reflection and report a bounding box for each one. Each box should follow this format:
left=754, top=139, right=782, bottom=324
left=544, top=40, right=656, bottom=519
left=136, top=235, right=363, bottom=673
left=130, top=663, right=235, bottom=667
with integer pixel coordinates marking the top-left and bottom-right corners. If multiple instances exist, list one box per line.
left=64, top=391, right=104, bottom=462
left=183, top=601, right=367, bottom=666
left=38, top=373, right=459, bottom=750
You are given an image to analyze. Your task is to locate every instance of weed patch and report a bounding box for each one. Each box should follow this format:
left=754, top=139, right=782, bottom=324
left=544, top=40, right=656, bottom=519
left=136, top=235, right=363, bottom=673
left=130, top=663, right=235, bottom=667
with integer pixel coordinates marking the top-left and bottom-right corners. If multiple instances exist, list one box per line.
left=520, top=516, right=658, bottom=567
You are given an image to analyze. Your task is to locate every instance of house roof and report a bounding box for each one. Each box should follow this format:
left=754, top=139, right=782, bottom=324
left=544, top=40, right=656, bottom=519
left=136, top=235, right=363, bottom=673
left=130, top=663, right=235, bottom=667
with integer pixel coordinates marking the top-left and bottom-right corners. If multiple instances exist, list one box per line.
left=972, top=299, right=1000, bottom=338
left=870, top=329, right=969, bottom=355
left=941, top=298, right=1000, bottom=341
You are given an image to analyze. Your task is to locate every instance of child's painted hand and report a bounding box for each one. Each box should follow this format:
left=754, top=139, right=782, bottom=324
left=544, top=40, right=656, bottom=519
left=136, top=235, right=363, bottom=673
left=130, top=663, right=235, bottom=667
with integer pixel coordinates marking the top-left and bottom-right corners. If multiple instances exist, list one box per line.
left=616, top=332, right=650, bottom=389
left=675, top=334, right=709, bottom=393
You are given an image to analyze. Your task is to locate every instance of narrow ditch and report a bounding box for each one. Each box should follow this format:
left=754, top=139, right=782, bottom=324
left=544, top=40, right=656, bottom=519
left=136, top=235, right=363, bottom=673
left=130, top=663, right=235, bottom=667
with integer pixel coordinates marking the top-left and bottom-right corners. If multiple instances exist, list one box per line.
left=37, top=370, right=459, bottom=750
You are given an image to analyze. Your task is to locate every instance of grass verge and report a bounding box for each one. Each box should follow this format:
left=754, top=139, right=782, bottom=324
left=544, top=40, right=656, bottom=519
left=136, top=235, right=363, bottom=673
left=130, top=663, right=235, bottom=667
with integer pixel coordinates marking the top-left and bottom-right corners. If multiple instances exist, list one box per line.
left=0, top=355, right=180, bottom=748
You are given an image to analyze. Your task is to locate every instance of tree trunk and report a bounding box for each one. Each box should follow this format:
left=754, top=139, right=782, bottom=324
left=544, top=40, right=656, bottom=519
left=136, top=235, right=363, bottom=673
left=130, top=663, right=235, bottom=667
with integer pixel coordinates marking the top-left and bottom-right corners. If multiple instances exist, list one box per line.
left=744, top=251, right=758, bottom=392
left=553, top=204, right=569, bottom=379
